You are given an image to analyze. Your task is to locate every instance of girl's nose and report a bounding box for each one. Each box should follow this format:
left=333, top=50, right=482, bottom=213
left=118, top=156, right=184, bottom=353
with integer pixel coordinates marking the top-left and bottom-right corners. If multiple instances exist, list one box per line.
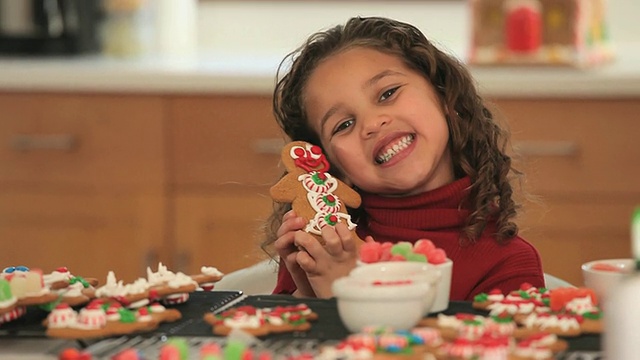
left=362, top=114, right=391, bottom=138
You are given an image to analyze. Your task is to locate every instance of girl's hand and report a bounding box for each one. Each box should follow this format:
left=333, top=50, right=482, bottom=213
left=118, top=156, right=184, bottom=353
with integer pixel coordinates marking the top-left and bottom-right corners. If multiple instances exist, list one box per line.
left=273, top=210, right=316, bottom=297
left=294, top=222, right=359, bottom=298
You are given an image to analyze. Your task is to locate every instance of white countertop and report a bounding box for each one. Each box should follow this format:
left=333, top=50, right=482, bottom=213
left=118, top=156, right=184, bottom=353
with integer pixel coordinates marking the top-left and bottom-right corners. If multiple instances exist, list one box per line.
left=1, top=47, right=639, bottom=98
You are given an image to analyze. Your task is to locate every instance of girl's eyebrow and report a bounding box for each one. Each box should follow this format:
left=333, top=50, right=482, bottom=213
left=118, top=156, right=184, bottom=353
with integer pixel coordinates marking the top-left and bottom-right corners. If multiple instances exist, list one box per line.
left=320, top=103, right=342, bottom=135
left=363, top=69, right=403, bottom=90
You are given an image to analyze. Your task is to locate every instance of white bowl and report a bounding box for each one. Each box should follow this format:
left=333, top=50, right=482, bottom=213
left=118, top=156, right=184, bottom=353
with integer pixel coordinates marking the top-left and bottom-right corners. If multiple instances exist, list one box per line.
left=582, top=258, right=634, bottom=306
left=431, top=259, right=453, bottom=312
left=332, top=276, right=431, bottom=333
left=353, top=259, right=452, bottom=313
left=349, top=261, right=440, bottom=315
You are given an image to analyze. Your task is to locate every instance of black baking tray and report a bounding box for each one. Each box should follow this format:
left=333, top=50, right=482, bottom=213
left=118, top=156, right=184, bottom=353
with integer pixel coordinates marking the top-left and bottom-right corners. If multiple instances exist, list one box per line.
left=0, top=291, right=602, bottom=353
left=0, top=290, right=244, bottom=339
left=167, top=294, right=351, bottom=341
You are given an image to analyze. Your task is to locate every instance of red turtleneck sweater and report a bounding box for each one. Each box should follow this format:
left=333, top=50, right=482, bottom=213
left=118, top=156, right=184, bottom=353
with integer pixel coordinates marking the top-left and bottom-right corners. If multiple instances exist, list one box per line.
left=272, top=177, right=544, bottom=301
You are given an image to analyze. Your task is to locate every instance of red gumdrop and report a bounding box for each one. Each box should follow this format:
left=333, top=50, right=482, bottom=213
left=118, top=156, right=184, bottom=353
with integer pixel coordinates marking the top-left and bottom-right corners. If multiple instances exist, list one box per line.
left=78, top=352, right=93, bottom=360
left=520, top=282, right=534, bottom=291
left=379, top=247, right=394, bottom=261
left=413, top=239, right=436, bottom=256
left=159, top=346, right=181, bottom=360
left=380, top=242, right=393, bottom=252
left=359, top=242, right=382, bottom=263
left=58, top=348, right=80, bottom=360
left=427, top=248, right=447, bottom=265
left=112, top=349, right=139, bottom=360
left=389, top=254, right=407, bottom=262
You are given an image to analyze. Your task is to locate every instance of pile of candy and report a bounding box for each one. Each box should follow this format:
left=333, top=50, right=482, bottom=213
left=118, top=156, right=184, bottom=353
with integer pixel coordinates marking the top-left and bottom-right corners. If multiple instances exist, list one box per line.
left=359, top=239, right=447, bottom=265
left=59, top=338, right=278, bottom=360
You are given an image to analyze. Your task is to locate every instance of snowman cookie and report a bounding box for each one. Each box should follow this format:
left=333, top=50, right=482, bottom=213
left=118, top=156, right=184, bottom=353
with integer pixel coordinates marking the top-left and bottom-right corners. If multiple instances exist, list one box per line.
left=270, top=141, right=363, bottom=245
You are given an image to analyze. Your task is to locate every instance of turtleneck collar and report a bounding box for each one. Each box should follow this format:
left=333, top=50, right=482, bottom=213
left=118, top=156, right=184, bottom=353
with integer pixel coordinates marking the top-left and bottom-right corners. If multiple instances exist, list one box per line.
left=359, top=176, right=473, bottom=233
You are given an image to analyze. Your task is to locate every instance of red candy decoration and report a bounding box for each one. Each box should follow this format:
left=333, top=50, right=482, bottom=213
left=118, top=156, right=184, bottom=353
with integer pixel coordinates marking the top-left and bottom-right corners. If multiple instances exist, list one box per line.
left=505, top=4, right=542, bottom=52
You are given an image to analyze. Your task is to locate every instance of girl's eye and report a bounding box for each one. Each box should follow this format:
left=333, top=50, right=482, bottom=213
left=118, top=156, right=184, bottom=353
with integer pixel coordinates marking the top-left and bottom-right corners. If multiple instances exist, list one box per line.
left=332, top=119, right=354, bottom=135
left=379, top=86, right=400, bottom=102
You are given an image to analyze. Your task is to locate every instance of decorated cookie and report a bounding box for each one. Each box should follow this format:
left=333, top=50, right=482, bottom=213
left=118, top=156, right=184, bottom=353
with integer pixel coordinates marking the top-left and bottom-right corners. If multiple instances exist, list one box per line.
left=318, top=326, right=443, bottom=359
left=95, top=263, right=224, bottom=308
left=472, top=283, right=603, bottom=337
left=434, top=331, right=566, bottom=360
left=95, top=271, right=150, bottom=308
left=203, top=304, right=318, bottom=337
left=270, top=141, right=363, bottom=245
left=1, top=266, right=58, bottom=308
left=472, top=283, right=550, bottom=316
left=43, top=267, right=99, bottom=307
left=44, top=299, right=181, bottom=339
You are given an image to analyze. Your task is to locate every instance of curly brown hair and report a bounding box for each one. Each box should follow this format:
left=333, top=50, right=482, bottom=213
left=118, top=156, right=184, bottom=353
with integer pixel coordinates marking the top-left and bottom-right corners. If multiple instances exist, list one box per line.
left=261, top=16, right=522, bottom=255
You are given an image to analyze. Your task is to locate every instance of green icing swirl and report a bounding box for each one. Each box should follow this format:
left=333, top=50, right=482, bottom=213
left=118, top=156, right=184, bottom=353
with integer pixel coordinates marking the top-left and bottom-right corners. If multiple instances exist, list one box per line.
left=69, top=276, right=90, bottom=288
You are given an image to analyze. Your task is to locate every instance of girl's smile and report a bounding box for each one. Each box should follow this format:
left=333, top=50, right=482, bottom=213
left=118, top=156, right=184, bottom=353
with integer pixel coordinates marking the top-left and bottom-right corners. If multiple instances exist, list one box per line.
left=304, top=47, right=454, bottom=196
left=374, top=133, right=415, bottom=165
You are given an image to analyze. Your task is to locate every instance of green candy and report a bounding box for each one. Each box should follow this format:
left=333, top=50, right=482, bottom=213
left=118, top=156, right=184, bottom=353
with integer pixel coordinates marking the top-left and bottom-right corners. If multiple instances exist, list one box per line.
left=0, top=279, right=11, bottom=300
left=201, top=356, right=222, bottom=360
left=223, top=339, right=246, bottom=360
left=390, top=242, right=413, bottom=257
left=405, top=252, right=427, bottom=263
left=167, top=338, right=189, bottom=360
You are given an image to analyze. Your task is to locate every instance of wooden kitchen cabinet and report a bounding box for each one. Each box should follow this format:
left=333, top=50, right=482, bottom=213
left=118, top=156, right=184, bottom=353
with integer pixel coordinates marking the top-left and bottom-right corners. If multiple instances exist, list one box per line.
left=491, top=98, right=640, bottom=285
left=172, top=190, right=274, bottom=276
left=0, top=92, right=167, bottom=283
left=167, top=95, right=283, bottom=275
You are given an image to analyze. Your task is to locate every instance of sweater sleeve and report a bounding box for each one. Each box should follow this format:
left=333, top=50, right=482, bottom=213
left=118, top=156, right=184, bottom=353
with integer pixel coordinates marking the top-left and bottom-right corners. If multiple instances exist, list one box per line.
left=468, top=239, right=545, bottom=300
left=272, top=258, right=297, bottom=295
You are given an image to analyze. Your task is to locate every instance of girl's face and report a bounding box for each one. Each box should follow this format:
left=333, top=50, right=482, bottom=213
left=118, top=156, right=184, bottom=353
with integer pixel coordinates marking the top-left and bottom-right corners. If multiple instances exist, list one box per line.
left=304, top=47, right=454, bottom=196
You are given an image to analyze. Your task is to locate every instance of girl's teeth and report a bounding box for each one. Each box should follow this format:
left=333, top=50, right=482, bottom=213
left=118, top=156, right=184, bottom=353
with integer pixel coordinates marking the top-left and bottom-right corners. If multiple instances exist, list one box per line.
left=375, top=134, right=414, bottom=164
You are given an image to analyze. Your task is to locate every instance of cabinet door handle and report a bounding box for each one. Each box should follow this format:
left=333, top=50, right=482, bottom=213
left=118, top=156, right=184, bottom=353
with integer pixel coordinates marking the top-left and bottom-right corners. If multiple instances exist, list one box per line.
left=11, top=134, right=78, bottom=152
left=513, top=141, right=579, bottom=157
left=252, top=138, right=286, bottom=155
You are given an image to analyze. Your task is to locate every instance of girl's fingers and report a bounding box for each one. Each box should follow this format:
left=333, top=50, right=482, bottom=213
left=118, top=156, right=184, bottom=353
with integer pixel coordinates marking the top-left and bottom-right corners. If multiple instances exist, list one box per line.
left=273, top=230, right=296, bottom=252
left=296, top=250, right=317, bottom=274
left=276, top=215, right=306, bottom=238
left=335, top=222, right=356, bottom=253
left=321, top=225, right=343, bottom=256
left=322, top=222, right=355, bottom=256
left=282, top=210, right=297, bottom=222
left=294, top=231, right=323, bottom=255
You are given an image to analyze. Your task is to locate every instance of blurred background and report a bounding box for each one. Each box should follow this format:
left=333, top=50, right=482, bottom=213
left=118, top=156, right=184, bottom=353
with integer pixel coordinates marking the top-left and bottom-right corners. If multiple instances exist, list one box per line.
left=0, top=1, right=638, bottom=288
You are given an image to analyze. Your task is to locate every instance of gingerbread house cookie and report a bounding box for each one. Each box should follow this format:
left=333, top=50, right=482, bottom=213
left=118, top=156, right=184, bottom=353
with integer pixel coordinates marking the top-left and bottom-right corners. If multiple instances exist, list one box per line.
left=468, top=0, right=614, bottom=67
left=270, top=141, right=363, bottom=245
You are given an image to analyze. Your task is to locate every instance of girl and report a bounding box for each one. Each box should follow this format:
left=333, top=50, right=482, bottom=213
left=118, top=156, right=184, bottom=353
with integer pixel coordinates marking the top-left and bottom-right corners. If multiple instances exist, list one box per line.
left=261, top=16, right=544, bottom=300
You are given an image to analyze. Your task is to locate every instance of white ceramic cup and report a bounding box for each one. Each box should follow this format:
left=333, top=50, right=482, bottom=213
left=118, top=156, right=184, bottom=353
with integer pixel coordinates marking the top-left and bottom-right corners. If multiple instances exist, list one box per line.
left=582, top=258, right=634, bottom=306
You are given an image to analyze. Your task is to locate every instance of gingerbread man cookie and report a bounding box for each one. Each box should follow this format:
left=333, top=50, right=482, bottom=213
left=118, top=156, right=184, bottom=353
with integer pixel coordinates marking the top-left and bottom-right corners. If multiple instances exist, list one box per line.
left=203, top=304, right=318, bottom=337
left=270, top=141, right=363, bottom=245
left=44, top=299, right=181, bottom=340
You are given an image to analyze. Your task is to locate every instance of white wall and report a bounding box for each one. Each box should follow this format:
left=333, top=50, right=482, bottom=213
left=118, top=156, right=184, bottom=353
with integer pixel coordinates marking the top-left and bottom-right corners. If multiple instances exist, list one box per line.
left=196, top=0, right=636, bottom=60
